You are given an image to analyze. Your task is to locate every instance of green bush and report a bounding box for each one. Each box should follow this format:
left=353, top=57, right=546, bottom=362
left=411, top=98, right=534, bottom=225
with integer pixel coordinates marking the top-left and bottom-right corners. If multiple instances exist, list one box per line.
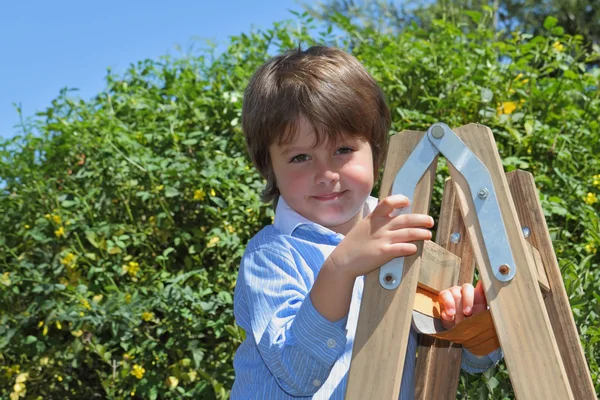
left=1, top=10, right=598, bottom=399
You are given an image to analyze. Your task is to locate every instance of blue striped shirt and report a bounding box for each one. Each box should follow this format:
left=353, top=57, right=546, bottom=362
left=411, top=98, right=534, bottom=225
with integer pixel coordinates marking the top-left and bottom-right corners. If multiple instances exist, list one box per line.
left=232, top=196, right=502, bottom=399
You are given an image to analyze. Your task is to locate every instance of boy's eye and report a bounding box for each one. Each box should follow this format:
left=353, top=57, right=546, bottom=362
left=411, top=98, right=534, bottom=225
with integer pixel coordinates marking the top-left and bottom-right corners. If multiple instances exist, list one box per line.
left=290, top=154, right=310, bottom=163
left=336, top=147, right=354, bottom=155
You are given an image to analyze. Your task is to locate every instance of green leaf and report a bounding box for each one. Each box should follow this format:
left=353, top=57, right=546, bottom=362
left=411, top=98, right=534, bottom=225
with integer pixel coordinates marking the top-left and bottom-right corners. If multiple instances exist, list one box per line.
left=25, top=335, right=37, bottom=344
left=543, top=16, right=558, bottom=30
left=164, top=186, right=180, bottom=198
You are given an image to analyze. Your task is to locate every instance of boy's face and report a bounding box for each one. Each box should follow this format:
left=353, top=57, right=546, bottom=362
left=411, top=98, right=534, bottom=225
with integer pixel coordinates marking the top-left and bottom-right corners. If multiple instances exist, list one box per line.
left=269, top=116, right=374, bottom=235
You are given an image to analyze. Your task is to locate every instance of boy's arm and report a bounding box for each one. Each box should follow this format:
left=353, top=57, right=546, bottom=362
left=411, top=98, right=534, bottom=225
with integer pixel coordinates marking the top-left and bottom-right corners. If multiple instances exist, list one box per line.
left=240, top=247, right=348, bottom=396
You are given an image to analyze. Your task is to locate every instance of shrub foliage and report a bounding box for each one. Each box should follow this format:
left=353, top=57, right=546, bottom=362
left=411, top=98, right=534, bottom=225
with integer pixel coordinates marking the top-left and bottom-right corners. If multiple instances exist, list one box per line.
left=1, top=10, right=598, bottom=399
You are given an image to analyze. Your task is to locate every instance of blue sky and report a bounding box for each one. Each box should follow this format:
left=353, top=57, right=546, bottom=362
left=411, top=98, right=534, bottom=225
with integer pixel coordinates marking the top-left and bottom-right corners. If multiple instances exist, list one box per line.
left=0, top=0, right=304, bottom=139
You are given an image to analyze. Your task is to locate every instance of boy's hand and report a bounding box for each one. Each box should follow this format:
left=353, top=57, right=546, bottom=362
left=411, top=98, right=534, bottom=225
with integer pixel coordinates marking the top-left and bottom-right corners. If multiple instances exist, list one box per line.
left=438, top=281, right=487, bottom=329
left=329, top=194, right=434, bottom=279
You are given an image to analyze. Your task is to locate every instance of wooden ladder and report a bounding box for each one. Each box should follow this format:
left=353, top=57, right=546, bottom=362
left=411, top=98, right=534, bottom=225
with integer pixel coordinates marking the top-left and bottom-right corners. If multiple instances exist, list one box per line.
left=344, top=123, right=596, bottom=399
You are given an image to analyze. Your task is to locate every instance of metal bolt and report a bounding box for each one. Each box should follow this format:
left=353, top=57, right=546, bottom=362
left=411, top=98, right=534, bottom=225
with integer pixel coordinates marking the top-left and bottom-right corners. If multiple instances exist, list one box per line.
left=431, top=125, right=445, bottom=139
left=450, top=232, right=461, bottom=244
left=477, top=188, right=489, bottom=199
left=522, top=226, right=531, bottom=238
left=383, top=273, right=397, bottom=285
left=498, top=264, right=510, bottom=275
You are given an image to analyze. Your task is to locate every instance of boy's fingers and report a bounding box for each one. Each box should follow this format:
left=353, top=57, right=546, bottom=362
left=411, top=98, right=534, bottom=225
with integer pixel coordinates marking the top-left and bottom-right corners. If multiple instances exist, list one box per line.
left=389, top=214, right=434, bottom=230
left=461, top=283, right=474, bottom=316
left=372, top=195, right=410, bottom=218
left=389, top=227, right=432, bottom=243
left=450, top=287, right=464, bottom=324
left=474, top=280, right=486, bottom=303
left=438, top=289, right=455, bottom=321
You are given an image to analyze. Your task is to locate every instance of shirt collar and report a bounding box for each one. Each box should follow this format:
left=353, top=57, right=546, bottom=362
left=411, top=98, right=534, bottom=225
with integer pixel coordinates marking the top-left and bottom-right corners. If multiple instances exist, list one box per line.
left=273, top=195, right=378, bottom=236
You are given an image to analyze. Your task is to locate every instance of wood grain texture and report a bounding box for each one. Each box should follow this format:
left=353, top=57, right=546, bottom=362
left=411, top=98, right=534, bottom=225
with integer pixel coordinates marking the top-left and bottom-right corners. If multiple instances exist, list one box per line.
left=448, top=124, right=573, bottom=399
left=345, top=131, right=437, bottom=399
left=418, top=240, right=460, bottom=293
left=415, top=178, right=472, bottom=400
left=507, top=170, right=596, bottom=399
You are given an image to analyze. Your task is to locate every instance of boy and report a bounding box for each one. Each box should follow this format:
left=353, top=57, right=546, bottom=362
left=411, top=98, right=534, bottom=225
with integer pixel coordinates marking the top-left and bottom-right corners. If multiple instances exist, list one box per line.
left=232, top=46, right=502, bottom=399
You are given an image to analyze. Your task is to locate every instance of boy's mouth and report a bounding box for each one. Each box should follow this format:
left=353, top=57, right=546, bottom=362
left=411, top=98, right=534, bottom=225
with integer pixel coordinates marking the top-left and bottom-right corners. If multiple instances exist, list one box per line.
left=312, top=191, right=346, bottom=201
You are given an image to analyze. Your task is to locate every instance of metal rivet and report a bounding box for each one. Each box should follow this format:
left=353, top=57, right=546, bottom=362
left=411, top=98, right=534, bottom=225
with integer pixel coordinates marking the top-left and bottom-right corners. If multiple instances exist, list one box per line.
left=522, top=227, right=531, bottom=238
left=383, top=273, right=397, bottom=285
left=499, top=264, right=510, bottom=275
left=477, top=188, right=489, bottom=199
left=450, top=232, right=461, bottom=244
left=431, top=125, right=445, bottom=139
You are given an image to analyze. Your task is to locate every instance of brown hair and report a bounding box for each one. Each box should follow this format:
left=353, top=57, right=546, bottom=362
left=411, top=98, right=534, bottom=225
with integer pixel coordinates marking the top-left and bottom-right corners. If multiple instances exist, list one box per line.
left=242, top=46, right=391, bottom=202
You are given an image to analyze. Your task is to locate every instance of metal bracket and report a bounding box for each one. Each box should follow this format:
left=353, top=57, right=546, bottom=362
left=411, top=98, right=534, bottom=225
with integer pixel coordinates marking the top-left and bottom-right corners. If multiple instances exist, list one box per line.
left=379, top=123, right=516, bottom=290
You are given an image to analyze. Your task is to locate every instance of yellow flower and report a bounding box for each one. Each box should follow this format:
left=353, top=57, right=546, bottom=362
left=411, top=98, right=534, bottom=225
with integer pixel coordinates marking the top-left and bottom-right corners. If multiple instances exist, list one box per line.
left=227, top=225, right=235, bottom=234
left=52, top=214, right=62, bottom=225
left=12, top=382, right=25, bottom=393
left=188, top=370, right=197, bottom=382
left=92, top=294, right=103, bottom=303
left=155, top=184, right=164, bottom=192
left=584, top=192, right=598, bottom=205
left=593, top=174, right=600, bottom=188
left=44, top=214, right=51, bottom=219
left=38, top=321, right=44, bottom=328
left=585, top=244, right=597, bottom=254
left=142, top=311, right=154, bottom=321
left=55, top=321, right=62, bottom=330
left=127, top=261, right=140, bottom=277
left=79, top=312, right=84, bottom=317
left=15, top=373, right=28, bottom=384
left=43, top=325, right=48, bottom=336
left=165, top=376, right=179, bottom=389
left=24, top=224, right=30, bottom=229
left=207, top=236, right=220, bottom=248
left=40, top=357, right=50, bottom=366
left=1, top=272, right=11, bottom=286
left=210, top=188, right=216, bottom=197
left=131, top=364, right=145, bottom=379
left=57, top=376, right=63, bottom=382
left=194, top=189, right=206, bottom=201
left=124, top=353, right=134, bottom=361
left=55, top=226, right=65, bottom=237
left=497, top=101, right=518, bottom=115
left=125, top=293, right=132, bottom=304
left=552, top=41, right=565, bottom=52
left=81, top=299, right=91, bottom=310
left=60, top=253, right=76, bottom=266
left=71, top=330, right=83, bottom=337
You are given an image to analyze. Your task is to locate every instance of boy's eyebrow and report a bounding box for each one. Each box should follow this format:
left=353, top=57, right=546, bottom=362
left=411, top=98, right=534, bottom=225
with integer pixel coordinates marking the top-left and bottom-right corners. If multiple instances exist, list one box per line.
left=279, top=146, right=307, bottom=157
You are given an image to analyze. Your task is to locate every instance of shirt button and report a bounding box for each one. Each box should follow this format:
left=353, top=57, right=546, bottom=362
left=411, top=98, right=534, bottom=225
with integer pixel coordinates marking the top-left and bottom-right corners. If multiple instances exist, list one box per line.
left=326, top=338, right=336, bottom=348
left=313, top=379, right=322, bottom=387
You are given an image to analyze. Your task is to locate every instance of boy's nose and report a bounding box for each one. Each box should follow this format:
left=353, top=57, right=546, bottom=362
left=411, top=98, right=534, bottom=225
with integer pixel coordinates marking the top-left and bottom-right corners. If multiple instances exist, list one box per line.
left=315, top=165, right=340, bottom=185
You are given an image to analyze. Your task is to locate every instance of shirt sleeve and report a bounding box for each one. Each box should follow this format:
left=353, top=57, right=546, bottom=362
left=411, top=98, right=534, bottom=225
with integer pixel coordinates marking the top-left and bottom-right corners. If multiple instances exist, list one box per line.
left=460, top=347, right=504, bottom=374
left=239, top=247, right=348, bottom=396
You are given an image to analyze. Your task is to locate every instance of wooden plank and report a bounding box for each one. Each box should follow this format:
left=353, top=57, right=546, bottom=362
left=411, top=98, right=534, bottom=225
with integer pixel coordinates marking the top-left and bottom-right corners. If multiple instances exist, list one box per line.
left=418, top=240, right=460, bottom=293
left=345, top=131, right=438, bottom=399
left=507, top=170, right=596, bottom=399
left=415, top=178, right=474, bottom=400
left=448, top=124, right=573, bottom=399
left=524, top=240, right=550, bottom=293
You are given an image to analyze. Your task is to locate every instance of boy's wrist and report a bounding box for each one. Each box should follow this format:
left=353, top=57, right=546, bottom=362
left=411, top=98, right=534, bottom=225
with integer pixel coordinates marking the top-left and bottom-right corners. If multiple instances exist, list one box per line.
left=327, top=247, right=358, bottom=281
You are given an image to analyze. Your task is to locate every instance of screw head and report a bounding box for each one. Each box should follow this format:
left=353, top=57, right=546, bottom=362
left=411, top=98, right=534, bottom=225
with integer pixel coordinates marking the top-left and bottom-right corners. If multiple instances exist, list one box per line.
left=498, top=264, right=510, bottom=275
left=522, top=226, right=531, bottom=238
left=383, top=273, right=397, bottom=285
left=431, top=125, right=445, bottom=139
left=450, top=232, right=461, bottom=244
left=477, top=188, right=489, bottom=199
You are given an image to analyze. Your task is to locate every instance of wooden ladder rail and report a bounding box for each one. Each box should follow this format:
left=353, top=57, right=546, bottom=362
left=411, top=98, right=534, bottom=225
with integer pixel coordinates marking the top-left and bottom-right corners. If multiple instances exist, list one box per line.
left=345, top=123, right=595, bottom=399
